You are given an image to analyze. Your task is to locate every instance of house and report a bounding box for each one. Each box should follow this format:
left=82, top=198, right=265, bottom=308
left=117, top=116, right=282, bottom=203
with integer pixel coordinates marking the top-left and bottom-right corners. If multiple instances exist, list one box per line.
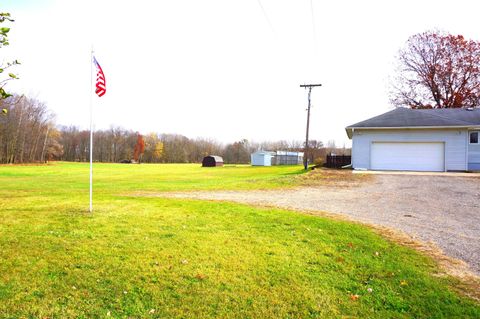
left=345, top=107, right=480, bottom=172
left=251, top=151, right=275, bottom=166
left=202, top=155, right=224, bottom=167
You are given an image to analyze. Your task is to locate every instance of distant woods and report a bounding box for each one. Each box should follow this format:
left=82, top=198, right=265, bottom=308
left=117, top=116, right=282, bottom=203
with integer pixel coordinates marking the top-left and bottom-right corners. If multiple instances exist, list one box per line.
left=0, top=94, right=348, bottom=164
left=57, top=129, right=345, bottom=165
left=0, top=95, right=60, bottom=164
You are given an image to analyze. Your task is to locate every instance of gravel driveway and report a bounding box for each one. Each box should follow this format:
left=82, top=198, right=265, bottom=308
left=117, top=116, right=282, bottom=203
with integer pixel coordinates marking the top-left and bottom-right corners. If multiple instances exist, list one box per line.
left=161, top=173, right=480, bottom=275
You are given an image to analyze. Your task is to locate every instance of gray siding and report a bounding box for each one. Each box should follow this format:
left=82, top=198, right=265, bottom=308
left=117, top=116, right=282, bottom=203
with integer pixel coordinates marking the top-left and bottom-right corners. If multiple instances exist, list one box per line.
left=352, top=129, right=468, bottom=171
left=468, top=144, right=480, bottom=163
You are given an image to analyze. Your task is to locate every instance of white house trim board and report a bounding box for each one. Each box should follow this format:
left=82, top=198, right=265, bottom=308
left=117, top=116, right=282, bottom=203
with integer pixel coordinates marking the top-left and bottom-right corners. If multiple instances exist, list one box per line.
left=346, top=126, right=480, bottom=139
left=466, top=131, right=469, bottom=170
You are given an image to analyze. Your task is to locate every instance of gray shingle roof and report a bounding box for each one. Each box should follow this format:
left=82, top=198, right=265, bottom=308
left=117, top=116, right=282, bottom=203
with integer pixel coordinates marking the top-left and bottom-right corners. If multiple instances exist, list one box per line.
left=417, top=108, right=480, bottom=124
left=347, top=107, right=480, bottom=128
left=345, top=107, right=480, bottom=138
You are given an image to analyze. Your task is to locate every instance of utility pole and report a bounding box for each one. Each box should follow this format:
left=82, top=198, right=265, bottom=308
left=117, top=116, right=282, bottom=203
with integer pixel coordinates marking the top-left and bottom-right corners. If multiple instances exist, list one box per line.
left=300, top=84, right=322, bottom=170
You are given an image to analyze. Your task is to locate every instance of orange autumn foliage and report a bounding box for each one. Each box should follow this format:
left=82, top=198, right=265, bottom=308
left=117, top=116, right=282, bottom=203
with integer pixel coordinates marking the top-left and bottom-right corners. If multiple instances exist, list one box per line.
left=391, top=31, right=480, bottom=109
left=133, top=133, right=145, bottom=162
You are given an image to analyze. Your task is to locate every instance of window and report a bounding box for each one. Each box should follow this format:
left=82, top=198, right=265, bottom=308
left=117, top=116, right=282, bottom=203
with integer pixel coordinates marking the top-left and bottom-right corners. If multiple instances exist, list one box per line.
left=470, top=132, right=479, bottom=144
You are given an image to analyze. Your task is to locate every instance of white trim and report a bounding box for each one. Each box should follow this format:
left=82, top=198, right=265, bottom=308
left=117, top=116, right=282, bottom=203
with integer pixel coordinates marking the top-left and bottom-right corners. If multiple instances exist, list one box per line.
left=468, top=131, right=479, bottom=144
left=345, top=126, right=479, bottom=139
left=349, top=125, right=480, bottom=130
left=466, top=132, right=469, bottom=170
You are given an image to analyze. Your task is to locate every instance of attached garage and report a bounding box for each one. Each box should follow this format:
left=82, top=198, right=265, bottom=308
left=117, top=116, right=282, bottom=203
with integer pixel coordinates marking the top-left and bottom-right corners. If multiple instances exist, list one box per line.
left=346, top=108, right=480, bottom=172
left=370, top=142, right=445, bottom=172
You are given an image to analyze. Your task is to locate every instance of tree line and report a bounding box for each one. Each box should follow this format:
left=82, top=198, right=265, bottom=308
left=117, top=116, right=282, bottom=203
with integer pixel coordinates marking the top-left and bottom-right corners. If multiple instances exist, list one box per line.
left=57, top=126, right=346, bottom=164
left=0, top=95, right=348, bottom=164
left=0, top=95, right=61, bottom=163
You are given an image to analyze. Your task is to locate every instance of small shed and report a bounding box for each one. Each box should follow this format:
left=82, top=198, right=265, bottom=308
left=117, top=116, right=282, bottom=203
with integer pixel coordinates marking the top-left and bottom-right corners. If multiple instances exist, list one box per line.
left=273, top=151, right=304, bottom=165
left=251, top=151, right=275, bottom=166
left=202, top=155, right=224, bottom=167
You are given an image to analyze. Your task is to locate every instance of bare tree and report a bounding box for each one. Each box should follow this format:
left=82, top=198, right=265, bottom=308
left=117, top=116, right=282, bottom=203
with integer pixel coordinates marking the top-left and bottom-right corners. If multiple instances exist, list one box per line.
left=391, top=31, right=480, bottom=108
left=0, top=95, right=59, bottom=163
left=223, top=139, right=250, bottom=164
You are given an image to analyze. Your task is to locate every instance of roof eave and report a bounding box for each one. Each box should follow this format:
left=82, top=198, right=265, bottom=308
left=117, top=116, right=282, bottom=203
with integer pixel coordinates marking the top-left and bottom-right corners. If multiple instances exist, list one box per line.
left=345, top=125, right=480, bottom=140
left=345, top=127, right=353, bottom=139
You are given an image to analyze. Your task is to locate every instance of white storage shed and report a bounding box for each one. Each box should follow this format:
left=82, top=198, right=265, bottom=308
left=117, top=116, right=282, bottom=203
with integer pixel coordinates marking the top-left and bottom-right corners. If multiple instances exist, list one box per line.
left=251, top=151, right=275, bottom=166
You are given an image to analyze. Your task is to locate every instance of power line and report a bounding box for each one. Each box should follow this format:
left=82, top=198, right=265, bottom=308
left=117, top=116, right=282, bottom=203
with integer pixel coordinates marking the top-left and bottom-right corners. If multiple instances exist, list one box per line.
left=256, top=0, right=275, bottom=35
left=310, top=0, right=316, bottom=45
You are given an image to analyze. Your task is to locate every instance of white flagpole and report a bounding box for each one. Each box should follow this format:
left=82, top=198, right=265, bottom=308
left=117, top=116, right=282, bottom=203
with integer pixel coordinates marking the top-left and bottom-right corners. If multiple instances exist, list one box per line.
left=89, top=47, right=94, bottom=213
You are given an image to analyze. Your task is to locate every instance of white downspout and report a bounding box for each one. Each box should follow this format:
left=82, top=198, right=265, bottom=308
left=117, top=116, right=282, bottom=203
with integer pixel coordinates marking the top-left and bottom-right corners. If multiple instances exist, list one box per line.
left=466, top=129, right=469, bottom=172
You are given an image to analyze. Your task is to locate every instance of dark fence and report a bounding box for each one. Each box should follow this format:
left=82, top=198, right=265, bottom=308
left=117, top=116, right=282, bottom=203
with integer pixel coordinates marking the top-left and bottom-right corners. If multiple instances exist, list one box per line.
left=326, top=155, right=351, bottom=168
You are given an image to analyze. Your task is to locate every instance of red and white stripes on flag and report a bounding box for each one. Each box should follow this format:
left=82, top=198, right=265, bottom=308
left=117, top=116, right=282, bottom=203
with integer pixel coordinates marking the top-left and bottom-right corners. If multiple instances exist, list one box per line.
left=93, top=56, right=106, bottom=97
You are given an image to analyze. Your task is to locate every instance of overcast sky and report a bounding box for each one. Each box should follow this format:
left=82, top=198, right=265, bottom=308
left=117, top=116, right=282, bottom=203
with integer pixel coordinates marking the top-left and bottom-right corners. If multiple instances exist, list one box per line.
left=3, top=0, right=480, bottom=145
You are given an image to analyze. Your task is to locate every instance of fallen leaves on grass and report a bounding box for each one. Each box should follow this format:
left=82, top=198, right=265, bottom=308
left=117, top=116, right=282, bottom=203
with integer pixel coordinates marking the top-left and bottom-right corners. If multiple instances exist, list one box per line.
left=195, top=273, right=207, bottom=280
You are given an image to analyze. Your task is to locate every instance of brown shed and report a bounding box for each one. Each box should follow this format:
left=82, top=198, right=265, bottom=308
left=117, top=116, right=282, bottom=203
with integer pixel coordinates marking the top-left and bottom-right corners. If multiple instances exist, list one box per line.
left=202, top=155, right=224, bottom=167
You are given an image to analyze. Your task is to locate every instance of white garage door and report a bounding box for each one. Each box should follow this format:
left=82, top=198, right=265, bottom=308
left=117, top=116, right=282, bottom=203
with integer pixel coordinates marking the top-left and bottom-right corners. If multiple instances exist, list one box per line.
left=371, top=142, right=445, bottom=172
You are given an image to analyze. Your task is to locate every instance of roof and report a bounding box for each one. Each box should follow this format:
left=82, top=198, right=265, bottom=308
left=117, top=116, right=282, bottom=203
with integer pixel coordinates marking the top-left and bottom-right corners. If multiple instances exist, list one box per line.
left=252, top=151, right=304, bottom=156
left=252, top=150, right=276, bottom=155
left=205, top=155, right=223, bottom=162
left=276, top=151, right=304, bottom=156
left=346, top=108, right=480, bottom=138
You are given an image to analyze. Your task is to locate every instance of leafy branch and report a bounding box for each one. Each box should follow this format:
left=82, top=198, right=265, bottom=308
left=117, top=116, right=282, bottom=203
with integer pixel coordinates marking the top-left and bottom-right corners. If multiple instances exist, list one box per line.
left=0, top=12, right=19, bottom=100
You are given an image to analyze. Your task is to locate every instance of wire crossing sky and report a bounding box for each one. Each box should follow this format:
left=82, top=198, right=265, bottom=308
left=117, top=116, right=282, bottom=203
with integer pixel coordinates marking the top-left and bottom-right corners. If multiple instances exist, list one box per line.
left=3, top=0, right=480, bottom=145
left=256, top=0, right=276, bottom=35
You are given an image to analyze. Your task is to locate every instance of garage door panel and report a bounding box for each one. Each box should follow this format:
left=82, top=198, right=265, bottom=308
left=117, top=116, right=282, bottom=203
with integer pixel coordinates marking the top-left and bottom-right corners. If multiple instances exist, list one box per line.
left=371, top=142, right=445, bottom=172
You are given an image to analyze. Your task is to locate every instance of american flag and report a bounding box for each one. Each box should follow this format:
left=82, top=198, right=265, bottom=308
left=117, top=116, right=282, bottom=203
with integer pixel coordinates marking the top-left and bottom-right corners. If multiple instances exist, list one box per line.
left=93, top=56, right=106, bottom=97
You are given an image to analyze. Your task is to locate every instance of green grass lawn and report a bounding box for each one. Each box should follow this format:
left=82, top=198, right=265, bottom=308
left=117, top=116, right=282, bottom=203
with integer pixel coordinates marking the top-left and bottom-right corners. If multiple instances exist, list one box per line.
left=0, top=162, right=479, bottom=318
